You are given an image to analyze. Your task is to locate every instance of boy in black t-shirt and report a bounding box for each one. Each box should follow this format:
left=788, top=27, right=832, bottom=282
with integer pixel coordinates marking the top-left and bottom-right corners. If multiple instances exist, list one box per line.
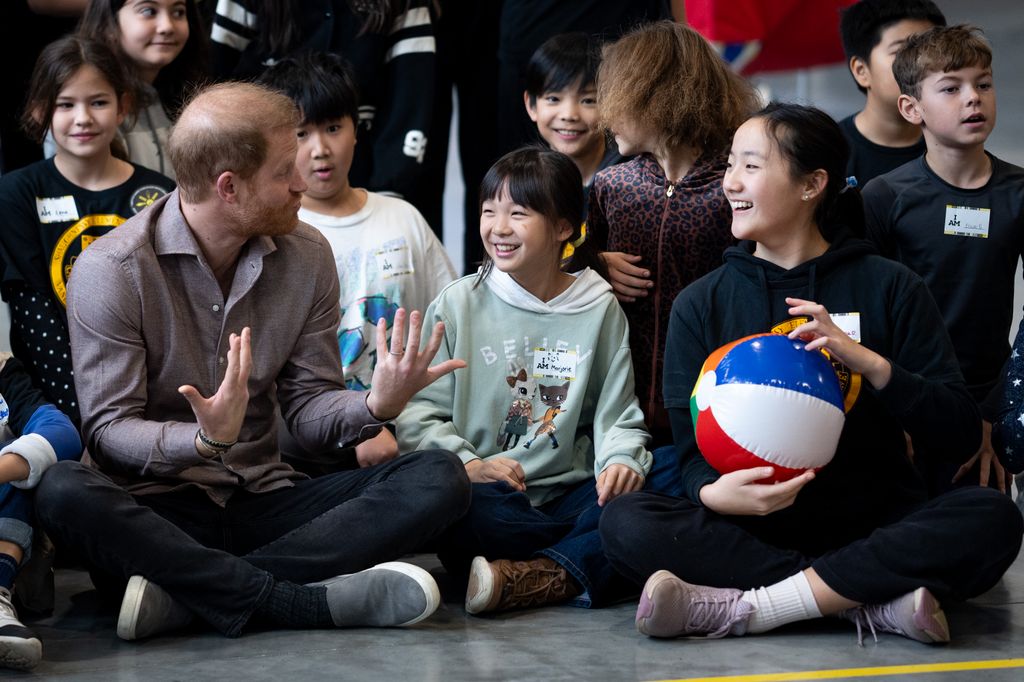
left=863, top=25, right=1024, bottom=496
left=522, top=32, right=628, bottom=217
left=838, top=0, right=945, bottom=186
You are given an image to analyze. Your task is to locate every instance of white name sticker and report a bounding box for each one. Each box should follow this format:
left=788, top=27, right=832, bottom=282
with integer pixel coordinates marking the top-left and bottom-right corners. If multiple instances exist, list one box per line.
left=943, top=205, right=990, bottom=238
left=532, top=348, right=577, bottom=381
left=374, top=244, right=413, bottom=279
left=829, top=312, right=861, bottom=343
left=35, top=196, right=78, bottom=224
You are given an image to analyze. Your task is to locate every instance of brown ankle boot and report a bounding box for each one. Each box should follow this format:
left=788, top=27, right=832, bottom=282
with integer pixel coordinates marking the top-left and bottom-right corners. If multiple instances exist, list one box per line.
left=465, top=556, right=580, bottom=614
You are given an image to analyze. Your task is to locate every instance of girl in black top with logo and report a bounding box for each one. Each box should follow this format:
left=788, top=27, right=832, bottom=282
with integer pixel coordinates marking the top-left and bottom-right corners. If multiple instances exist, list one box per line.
left=0, top=35, right=173, bottom=423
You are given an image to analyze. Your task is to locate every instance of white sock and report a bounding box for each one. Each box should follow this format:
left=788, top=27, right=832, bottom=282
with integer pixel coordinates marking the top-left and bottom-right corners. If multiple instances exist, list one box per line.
left=740, top=572, right=822, bottom=634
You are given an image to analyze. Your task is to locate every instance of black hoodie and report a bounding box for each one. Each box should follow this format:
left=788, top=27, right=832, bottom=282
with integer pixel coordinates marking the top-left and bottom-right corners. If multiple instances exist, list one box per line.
left=663, top=233, right=980, bottom=550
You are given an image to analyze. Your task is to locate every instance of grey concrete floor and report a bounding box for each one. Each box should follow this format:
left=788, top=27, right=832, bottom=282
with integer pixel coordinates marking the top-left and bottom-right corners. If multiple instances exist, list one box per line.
left=22, top=550, right=1024, bottom=681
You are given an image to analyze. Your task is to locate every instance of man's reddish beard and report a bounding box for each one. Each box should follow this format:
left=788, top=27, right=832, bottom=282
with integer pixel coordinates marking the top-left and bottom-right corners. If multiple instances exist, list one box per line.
left=235, top=191, right=301, bottom=238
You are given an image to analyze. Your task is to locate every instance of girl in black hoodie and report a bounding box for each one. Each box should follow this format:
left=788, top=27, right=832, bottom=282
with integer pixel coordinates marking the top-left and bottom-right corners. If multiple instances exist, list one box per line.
left=598, top=103, right=1022, bottom=645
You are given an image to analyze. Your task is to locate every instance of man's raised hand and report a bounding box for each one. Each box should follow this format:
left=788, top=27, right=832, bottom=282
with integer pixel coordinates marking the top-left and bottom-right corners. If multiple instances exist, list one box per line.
left=179, top=327, right=252, bottom=444
left=366, top=309, right=466, bottom=420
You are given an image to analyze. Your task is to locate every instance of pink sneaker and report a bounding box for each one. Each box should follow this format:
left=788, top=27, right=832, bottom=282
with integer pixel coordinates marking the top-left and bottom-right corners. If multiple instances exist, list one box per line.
left=840, top=587, right=950, bottom=645
left=636, top=570, right=754, bottom=638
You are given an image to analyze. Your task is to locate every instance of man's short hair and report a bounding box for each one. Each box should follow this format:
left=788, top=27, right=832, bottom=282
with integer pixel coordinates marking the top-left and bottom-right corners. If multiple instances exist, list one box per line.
left=168, top=82, right=300, bottom=202
left=524, top=32, right=603, bottom=104
left=256, top=52, right=360, bottom=127
left=839, top=0, right=946, bottom=94
left=893, top=24, right=992, bottom=99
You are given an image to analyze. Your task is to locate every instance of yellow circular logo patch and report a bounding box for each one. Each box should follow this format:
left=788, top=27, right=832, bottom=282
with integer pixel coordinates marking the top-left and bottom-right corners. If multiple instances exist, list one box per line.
left=130, top=185, right=168, bottom=214
left=49, top=214, right=125, bottom=306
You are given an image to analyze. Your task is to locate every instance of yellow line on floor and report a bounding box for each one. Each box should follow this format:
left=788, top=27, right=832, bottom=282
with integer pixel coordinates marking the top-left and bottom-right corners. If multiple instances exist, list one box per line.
left=650, top=658, right=1024, bottom=682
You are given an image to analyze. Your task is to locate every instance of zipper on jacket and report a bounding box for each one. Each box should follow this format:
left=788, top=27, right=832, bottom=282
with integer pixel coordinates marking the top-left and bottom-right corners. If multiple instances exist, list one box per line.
left=649, top=186, right=675, bottom=415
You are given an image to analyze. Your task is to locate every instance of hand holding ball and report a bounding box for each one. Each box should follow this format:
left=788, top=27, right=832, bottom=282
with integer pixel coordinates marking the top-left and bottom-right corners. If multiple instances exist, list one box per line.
left=690, top=334, right=845, bottom=483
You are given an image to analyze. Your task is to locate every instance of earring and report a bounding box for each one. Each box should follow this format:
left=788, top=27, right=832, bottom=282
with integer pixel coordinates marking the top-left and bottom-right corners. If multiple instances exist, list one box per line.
left=802, top=193, right=811, bottom=201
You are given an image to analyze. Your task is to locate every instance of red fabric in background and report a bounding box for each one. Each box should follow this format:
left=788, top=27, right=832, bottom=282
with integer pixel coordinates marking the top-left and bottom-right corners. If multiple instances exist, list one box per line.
left=685, top=0, right=858, bottom=74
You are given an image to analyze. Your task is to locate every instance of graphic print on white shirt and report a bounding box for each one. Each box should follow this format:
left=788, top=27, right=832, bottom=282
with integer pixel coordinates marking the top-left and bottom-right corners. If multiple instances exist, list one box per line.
left=299, top=192, right=457, bottom=391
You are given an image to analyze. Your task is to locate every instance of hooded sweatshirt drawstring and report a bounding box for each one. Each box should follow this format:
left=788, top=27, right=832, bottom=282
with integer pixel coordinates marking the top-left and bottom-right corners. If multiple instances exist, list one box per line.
left=722, top=235, right=874, bottom=329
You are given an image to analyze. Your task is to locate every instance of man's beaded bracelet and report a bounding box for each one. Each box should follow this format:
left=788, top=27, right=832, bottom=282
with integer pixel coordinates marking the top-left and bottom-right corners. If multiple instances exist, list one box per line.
left=197, top=429, right=237, bottom=454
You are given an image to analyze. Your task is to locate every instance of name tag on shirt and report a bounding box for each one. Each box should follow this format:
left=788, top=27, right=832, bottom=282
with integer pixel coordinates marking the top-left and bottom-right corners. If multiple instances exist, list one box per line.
left=829, top=312, right=861, bottom=343
left=374, top=244, right=413, bottom=279
left=943, top=205, right=990, bottom=238
left=533, top=348, right=577, bottom=381
left=36, top=195, right=79, bottom=223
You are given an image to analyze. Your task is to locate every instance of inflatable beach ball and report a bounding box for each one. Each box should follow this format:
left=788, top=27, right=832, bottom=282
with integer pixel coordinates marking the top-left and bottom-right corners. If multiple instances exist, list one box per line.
left=690, top=333, right=845, bottom=483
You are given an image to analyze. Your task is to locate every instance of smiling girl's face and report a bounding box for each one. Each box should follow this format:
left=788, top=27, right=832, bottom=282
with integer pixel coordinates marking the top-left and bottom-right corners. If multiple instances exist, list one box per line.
left=480, top=186, right=573, bottom=297
left=50, top=64, right=125, bottom=162
left=724, top=117, right=813, bottom=245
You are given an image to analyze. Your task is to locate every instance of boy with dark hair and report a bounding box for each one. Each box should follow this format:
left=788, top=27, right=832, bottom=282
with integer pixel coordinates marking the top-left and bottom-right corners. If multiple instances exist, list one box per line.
left=838, top=0, right=945, bottom=185
left=523, top=32, right=626, bottom=198
left=863, top=24, right=1024, bottom=495
left=258, top=53, right=456, bottom=468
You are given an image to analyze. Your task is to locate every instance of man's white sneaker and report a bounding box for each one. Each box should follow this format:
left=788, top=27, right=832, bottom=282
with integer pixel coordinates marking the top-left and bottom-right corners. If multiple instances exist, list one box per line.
left=311, top=562, right=440, bottom=627
left=117, top=575, right=194, bottom=641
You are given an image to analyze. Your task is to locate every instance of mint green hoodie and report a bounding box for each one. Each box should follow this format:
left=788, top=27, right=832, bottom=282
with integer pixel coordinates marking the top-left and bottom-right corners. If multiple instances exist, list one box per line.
left=397, top=268, right=652, bottom=506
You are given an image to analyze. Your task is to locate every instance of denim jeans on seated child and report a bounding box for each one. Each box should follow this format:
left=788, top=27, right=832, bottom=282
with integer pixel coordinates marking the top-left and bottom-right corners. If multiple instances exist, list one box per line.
left=0, top=484, right=33, bottom=559
left=437, top=445, right=681, bottom=608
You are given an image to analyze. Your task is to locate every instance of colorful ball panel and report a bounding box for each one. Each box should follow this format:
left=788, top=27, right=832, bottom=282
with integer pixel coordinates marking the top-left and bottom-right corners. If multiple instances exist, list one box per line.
left=690, top=333, right=845, bottom=482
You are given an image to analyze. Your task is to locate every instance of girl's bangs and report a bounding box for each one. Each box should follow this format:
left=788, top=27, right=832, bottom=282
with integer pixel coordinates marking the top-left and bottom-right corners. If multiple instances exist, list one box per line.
left=479, top=163, right=548, bottom=215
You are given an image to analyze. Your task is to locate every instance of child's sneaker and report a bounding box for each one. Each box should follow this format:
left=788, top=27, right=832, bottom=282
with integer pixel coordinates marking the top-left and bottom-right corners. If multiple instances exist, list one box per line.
left=636, top=570, right=754, bottom=639
left=0, top=587, right=41, bottom=670
left=839, top=587, right=950, bottom=645
left=465, top=556, right=579, bottom=614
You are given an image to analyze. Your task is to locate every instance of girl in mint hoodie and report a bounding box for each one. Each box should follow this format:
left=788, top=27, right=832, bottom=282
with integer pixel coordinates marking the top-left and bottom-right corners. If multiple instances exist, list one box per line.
left=398, top=147, right=678, bottom=614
